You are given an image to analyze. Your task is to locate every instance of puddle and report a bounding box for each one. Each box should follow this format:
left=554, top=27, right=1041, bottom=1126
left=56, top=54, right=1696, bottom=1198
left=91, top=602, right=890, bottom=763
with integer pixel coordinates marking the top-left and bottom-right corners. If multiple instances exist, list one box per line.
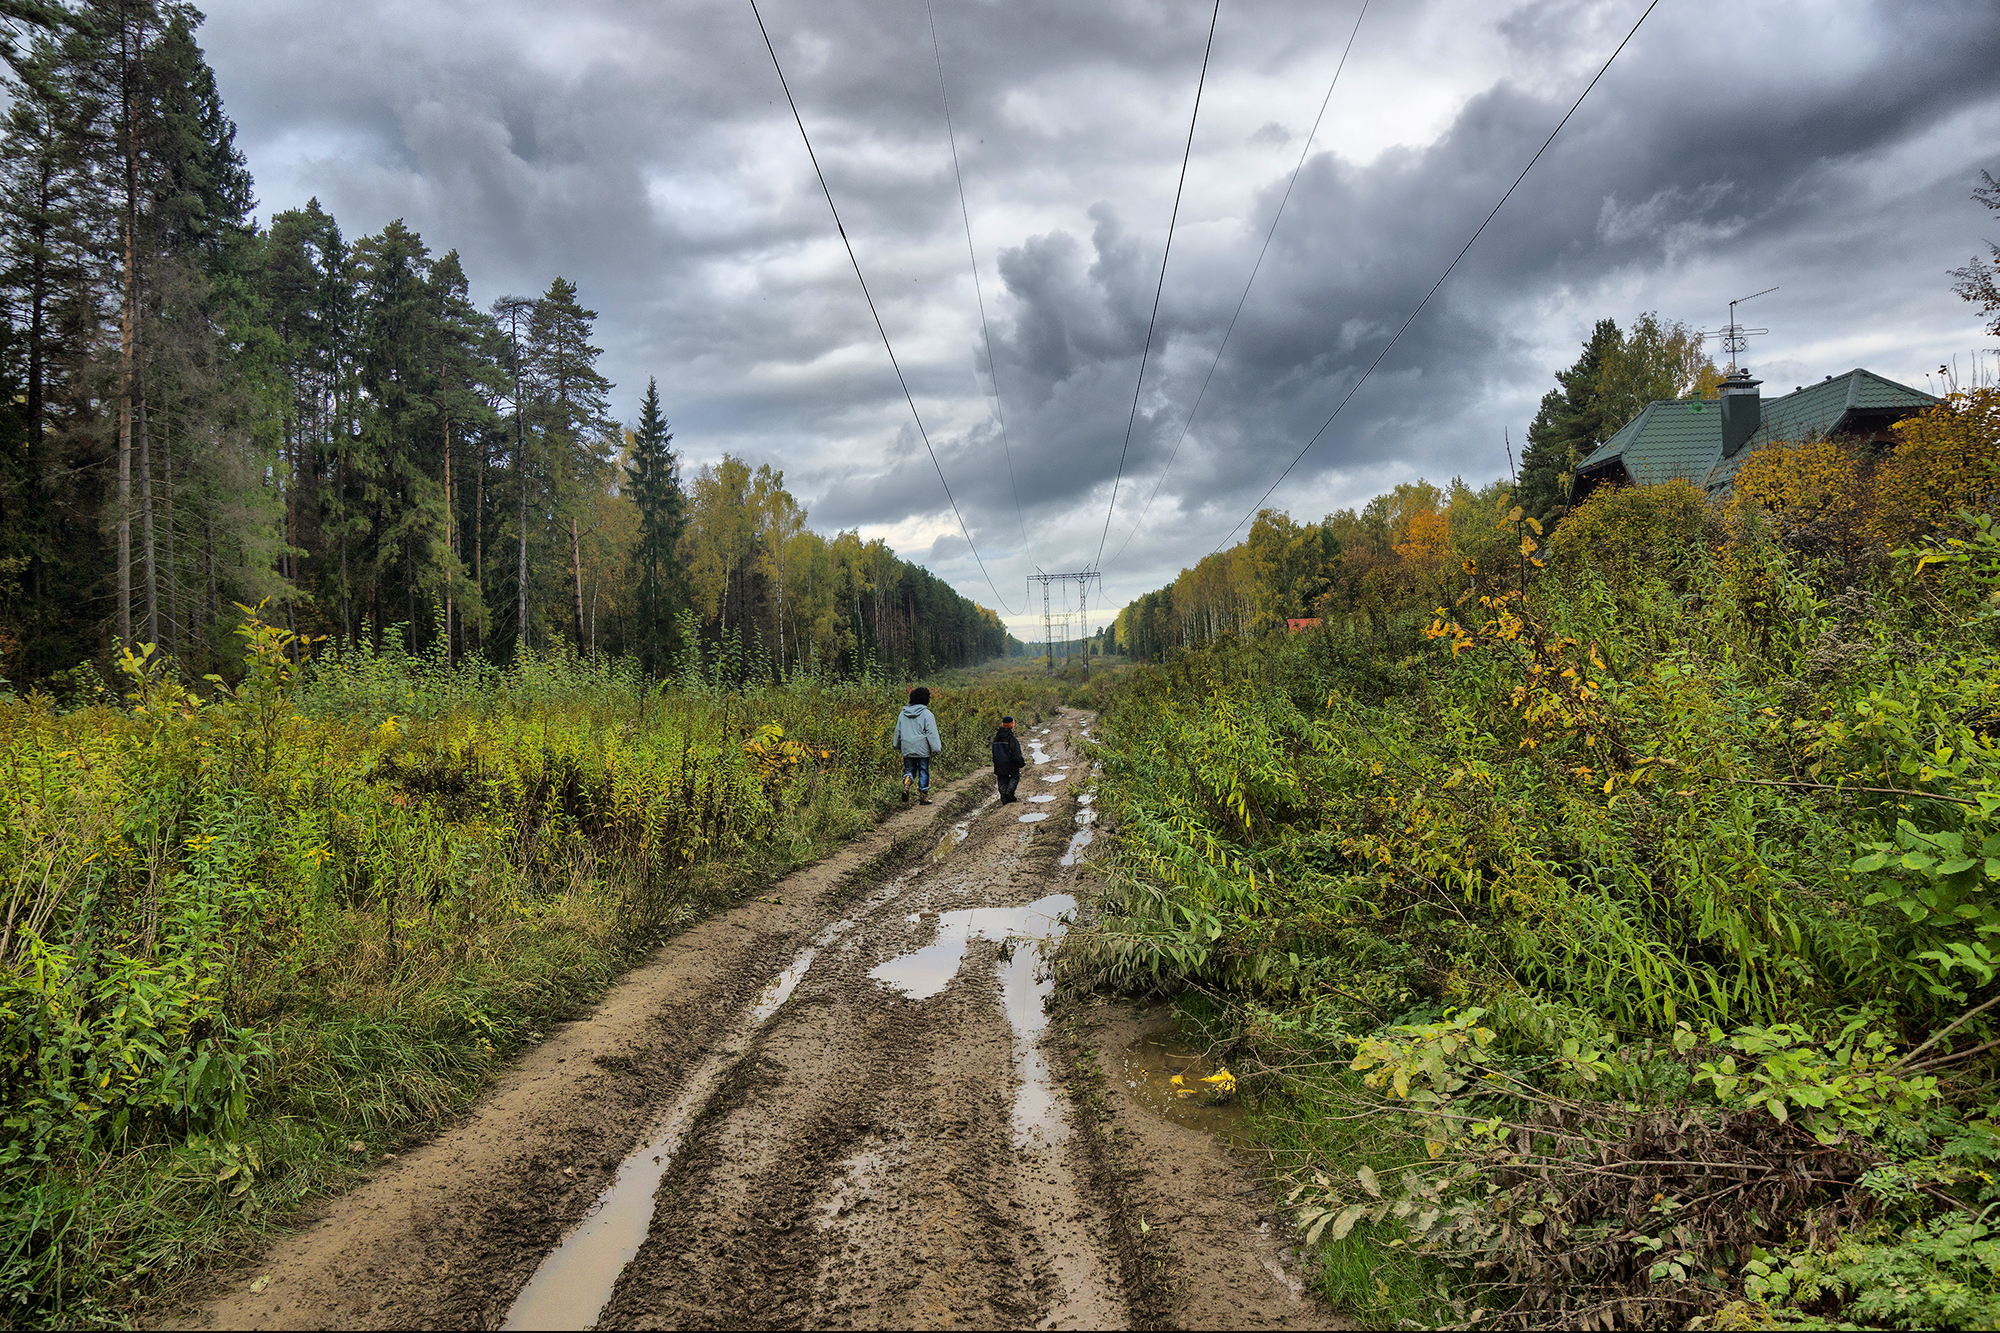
left=1119, top=1032, right=1247, bottom=1137
left=999, top=943, right=1066, bottom=1149
left=868, top=894, right=1077, bottom=1150
left=1075, top=809, right=1097, bottom=826
left=1041, top=773, right=1067, bottom=783
left=1059, top=828, right=1095, bottom=866
left=1018, top=812, right=1049, bottom=823
left=505, top=916, right=856, bottom=1330
left=932, top=821, right=970, bottom=862
left=1077, top=793, right=1095, bottom=806
left=750, top=947, right=816, bottom=1022
left=1027, top=793, right=1058, bottom=803
left=868, top=893, right=1074, bottom=1004
left=502, top=1046, right=729, bottom=1330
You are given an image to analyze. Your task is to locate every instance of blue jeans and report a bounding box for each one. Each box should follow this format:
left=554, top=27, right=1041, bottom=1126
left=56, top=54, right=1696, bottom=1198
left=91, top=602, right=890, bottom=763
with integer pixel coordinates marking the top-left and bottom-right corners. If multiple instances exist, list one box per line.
left=902, top=755, right=931, bottom=792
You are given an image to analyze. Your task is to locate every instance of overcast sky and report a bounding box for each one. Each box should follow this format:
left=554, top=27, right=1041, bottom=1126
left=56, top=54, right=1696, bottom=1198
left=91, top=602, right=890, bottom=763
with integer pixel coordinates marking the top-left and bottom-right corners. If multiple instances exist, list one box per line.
left=201, top=0, right=2000, bottom=634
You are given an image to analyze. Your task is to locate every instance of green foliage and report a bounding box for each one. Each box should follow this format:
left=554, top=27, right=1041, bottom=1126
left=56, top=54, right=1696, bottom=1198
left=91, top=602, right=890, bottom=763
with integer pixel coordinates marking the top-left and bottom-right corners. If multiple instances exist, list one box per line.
left=0, top=610, right=1054, bottom=1323
left=1078, top=490, right=2000, bottom=1327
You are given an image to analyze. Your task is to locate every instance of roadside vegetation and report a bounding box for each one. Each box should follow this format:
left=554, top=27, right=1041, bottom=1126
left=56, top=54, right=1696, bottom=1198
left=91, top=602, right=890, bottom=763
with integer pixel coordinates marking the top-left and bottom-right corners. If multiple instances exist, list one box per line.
left=0, top=622, right=1057, bottom=1326
left=1074, top=385, right=2000, bottom=1328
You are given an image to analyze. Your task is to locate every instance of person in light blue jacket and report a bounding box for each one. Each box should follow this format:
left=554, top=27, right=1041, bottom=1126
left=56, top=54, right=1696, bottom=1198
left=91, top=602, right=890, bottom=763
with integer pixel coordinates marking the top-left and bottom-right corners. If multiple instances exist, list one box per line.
left=894, top=686, right=943, bottom=805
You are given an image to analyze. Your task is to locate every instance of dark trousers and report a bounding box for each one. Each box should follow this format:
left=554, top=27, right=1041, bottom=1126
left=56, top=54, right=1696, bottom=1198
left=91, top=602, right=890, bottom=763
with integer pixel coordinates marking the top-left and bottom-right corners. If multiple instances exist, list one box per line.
left=996, top=769, right=1021, bottom=802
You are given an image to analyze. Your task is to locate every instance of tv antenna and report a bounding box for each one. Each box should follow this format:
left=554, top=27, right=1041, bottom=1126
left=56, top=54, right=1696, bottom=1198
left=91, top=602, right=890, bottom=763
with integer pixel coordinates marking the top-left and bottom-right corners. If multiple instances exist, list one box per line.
left=1704, top=286, right=1777, bottom=372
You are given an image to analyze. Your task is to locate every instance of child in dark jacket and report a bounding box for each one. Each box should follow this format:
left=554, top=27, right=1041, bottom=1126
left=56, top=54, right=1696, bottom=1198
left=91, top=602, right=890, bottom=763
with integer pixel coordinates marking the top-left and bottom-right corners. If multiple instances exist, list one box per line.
left=991, top=716, right=1026, bottom=804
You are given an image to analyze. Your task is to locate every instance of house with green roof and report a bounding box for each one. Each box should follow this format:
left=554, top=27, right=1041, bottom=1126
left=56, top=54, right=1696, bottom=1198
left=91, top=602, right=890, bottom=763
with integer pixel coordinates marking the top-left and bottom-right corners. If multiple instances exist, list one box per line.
left=1571, top=367, right=1937, bottom=504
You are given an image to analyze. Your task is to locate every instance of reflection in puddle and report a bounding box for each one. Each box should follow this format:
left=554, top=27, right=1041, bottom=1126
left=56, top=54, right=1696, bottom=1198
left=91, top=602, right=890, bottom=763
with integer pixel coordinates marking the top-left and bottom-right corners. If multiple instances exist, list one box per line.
left=504, top=916, right=856, bottom=1330
left=932, top=822, right=970, bottom=862
left=1077, top=793, right=1095, bottom=806
left=868, top=894, right=1075, bottom=1003
left=868, top=894, right=1078, bottom=1150
left=1120, top=1032, right=1247, bottom=1137
left=1018, top=812, right=1049, bottom=823
left=1027, top=793, right=1057, bottom=803
left=1059, top=827, right=1095, bottom=866
left=750, top=947, right=815, bottom=1022
left=503, top=1048, right=725, bottom=1330
left=1042, top=773, right=1067, bottom=783
left=999, top=944, right=1066, bottom=1149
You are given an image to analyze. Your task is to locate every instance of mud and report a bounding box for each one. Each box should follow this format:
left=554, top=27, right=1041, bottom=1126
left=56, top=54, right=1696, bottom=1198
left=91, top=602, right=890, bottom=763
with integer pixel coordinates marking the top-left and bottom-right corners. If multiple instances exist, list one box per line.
left=162, top=710, right=1342, bottom=1331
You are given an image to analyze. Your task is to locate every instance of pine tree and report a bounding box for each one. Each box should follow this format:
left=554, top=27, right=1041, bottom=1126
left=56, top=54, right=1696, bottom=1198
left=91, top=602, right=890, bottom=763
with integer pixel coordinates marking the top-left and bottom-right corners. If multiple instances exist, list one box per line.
left=526, top=277, right=611, bottom=654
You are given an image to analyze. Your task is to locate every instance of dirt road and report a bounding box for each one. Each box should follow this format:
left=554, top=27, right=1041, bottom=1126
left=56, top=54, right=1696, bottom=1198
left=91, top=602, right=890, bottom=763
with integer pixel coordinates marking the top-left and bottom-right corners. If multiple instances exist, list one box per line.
left=169, top=710, right=1338, bottom=1331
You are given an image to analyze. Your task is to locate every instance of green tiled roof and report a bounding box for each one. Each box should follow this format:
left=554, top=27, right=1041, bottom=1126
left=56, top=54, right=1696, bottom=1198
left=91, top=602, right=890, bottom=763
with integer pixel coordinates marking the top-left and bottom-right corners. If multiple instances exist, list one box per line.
left=1577, top=398, right=1724, bottom=484
left=1574, top=369, right=1936, bottom=494
left=1706, top=369, right=1935, bottom=491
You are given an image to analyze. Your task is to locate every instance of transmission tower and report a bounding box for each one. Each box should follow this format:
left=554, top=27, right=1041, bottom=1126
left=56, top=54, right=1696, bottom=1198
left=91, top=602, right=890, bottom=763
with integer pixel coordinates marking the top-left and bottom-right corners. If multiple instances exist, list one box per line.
left=1030, top=567, right=1101, bottom=670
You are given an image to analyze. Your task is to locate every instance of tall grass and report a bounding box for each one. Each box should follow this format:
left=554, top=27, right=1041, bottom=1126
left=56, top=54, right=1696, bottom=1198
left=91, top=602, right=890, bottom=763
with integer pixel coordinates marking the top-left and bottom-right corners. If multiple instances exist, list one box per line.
left=1069, top=504, right=2000, bottom=1326
left=0, top=617, right=1057, bottom=1325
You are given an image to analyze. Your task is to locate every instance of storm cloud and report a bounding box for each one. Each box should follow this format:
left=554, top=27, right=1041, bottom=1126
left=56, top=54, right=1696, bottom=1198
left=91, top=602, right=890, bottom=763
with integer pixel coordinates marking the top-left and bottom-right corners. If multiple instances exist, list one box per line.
left=202, top=0, right=2000, bottom=628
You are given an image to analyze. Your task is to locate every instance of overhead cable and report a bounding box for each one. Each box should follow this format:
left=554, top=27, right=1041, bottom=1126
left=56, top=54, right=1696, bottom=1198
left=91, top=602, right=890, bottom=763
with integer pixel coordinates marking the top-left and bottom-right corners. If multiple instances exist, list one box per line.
left=927, top=0, right=1031, bottom=565
left=1106, top=0, right=1370, bottom=569
left=1210, top=0, right=1662, bottom=555
left=748, top=0, right=1019, bottom=615
left=1094, top=0, right=1222, bottom=569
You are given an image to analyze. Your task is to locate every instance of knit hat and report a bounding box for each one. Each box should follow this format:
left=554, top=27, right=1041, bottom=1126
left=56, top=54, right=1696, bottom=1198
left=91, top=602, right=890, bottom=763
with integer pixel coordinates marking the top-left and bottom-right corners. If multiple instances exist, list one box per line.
left=1001, top=716, right=1014, bottom=724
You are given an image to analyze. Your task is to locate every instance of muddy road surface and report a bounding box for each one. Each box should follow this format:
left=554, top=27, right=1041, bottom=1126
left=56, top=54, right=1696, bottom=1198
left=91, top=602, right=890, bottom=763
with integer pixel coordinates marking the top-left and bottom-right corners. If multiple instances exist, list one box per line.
left=170, top=710, right=1339, bottom=1331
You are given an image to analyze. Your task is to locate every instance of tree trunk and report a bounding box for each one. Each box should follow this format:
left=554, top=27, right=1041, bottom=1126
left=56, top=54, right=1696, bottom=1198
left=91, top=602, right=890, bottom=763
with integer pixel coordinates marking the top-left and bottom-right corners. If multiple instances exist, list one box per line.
left=139, top=361, right=156, bottom=644
left=116, top=14, right=140, bottom=648
left=442, top=418, right=454, bottom=666
left=474, top=433, right=484, bottom=653
left=569, top=516, right=586, bottom=655
left=518, top=425, right=529, bottom=654
left=161, top=402, right=175, bottom=655
left=24, top=162, right=47, bottom=602
left=406, top=532, right=417, bottom=654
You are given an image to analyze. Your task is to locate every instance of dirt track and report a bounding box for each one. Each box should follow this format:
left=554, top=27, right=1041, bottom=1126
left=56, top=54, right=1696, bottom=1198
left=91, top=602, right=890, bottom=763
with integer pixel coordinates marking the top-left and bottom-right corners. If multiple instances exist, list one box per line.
left=167, top=710, right=1341, bottom=1331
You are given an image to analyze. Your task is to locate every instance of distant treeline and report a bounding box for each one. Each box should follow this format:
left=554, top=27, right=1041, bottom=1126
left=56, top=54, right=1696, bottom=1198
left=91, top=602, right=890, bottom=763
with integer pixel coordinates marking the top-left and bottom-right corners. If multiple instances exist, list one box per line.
left=1112, top=310, right=2000, bottom=662
left=0, top=1, right=1010, bottom=691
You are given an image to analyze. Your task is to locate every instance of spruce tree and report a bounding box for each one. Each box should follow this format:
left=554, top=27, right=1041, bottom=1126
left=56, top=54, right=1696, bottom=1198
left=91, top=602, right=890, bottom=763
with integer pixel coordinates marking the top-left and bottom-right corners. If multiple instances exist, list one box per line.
left=627, top=376, right=685, bottom=675
left=1517, top=318, right=1620, bottom=527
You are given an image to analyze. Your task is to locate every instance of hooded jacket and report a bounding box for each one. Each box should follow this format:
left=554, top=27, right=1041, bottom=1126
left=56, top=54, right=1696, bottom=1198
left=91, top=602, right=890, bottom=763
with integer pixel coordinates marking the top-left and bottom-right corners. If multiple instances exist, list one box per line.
left=990, top=727, right=1025, bottom=774
left=893, top=704, right=942, bottom=758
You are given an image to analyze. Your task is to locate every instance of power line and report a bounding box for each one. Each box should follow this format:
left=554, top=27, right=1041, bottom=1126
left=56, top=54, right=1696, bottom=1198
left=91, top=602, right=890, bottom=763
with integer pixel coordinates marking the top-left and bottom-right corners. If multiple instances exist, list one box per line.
left=748, top=0, right=1020, bottom=615
left=1095, top=0, right=1222, bottom=569
left=1107, top=0, right=1370, bottom=569
left=1210, top=0, right=1662, bottom=555
left=927, top=0, right=1030, bottom=562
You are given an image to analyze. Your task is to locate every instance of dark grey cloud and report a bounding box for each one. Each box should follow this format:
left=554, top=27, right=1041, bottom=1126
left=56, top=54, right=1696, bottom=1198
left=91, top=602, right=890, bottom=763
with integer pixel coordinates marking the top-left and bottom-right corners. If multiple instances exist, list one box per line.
left=202, top=0, right=2000, bottom=624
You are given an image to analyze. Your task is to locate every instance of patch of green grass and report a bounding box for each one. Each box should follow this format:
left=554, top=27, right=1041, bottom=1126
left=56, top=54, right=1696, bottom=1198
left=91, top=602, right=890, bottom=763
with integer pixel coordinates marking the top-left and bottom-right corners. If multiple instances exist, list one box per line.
left=1242, top=1068, right=1472, bottom=1329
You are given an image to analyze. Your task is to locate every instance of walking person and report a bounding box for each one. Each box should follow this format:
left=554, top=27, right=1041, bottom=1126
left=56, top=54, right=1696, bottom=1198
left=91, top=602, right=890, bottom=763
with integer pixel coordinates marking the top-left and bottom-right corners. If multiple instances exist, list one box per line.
left=991, top=716, right=1025, bottom=804
left=894, top=686, right=943, bottom=805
